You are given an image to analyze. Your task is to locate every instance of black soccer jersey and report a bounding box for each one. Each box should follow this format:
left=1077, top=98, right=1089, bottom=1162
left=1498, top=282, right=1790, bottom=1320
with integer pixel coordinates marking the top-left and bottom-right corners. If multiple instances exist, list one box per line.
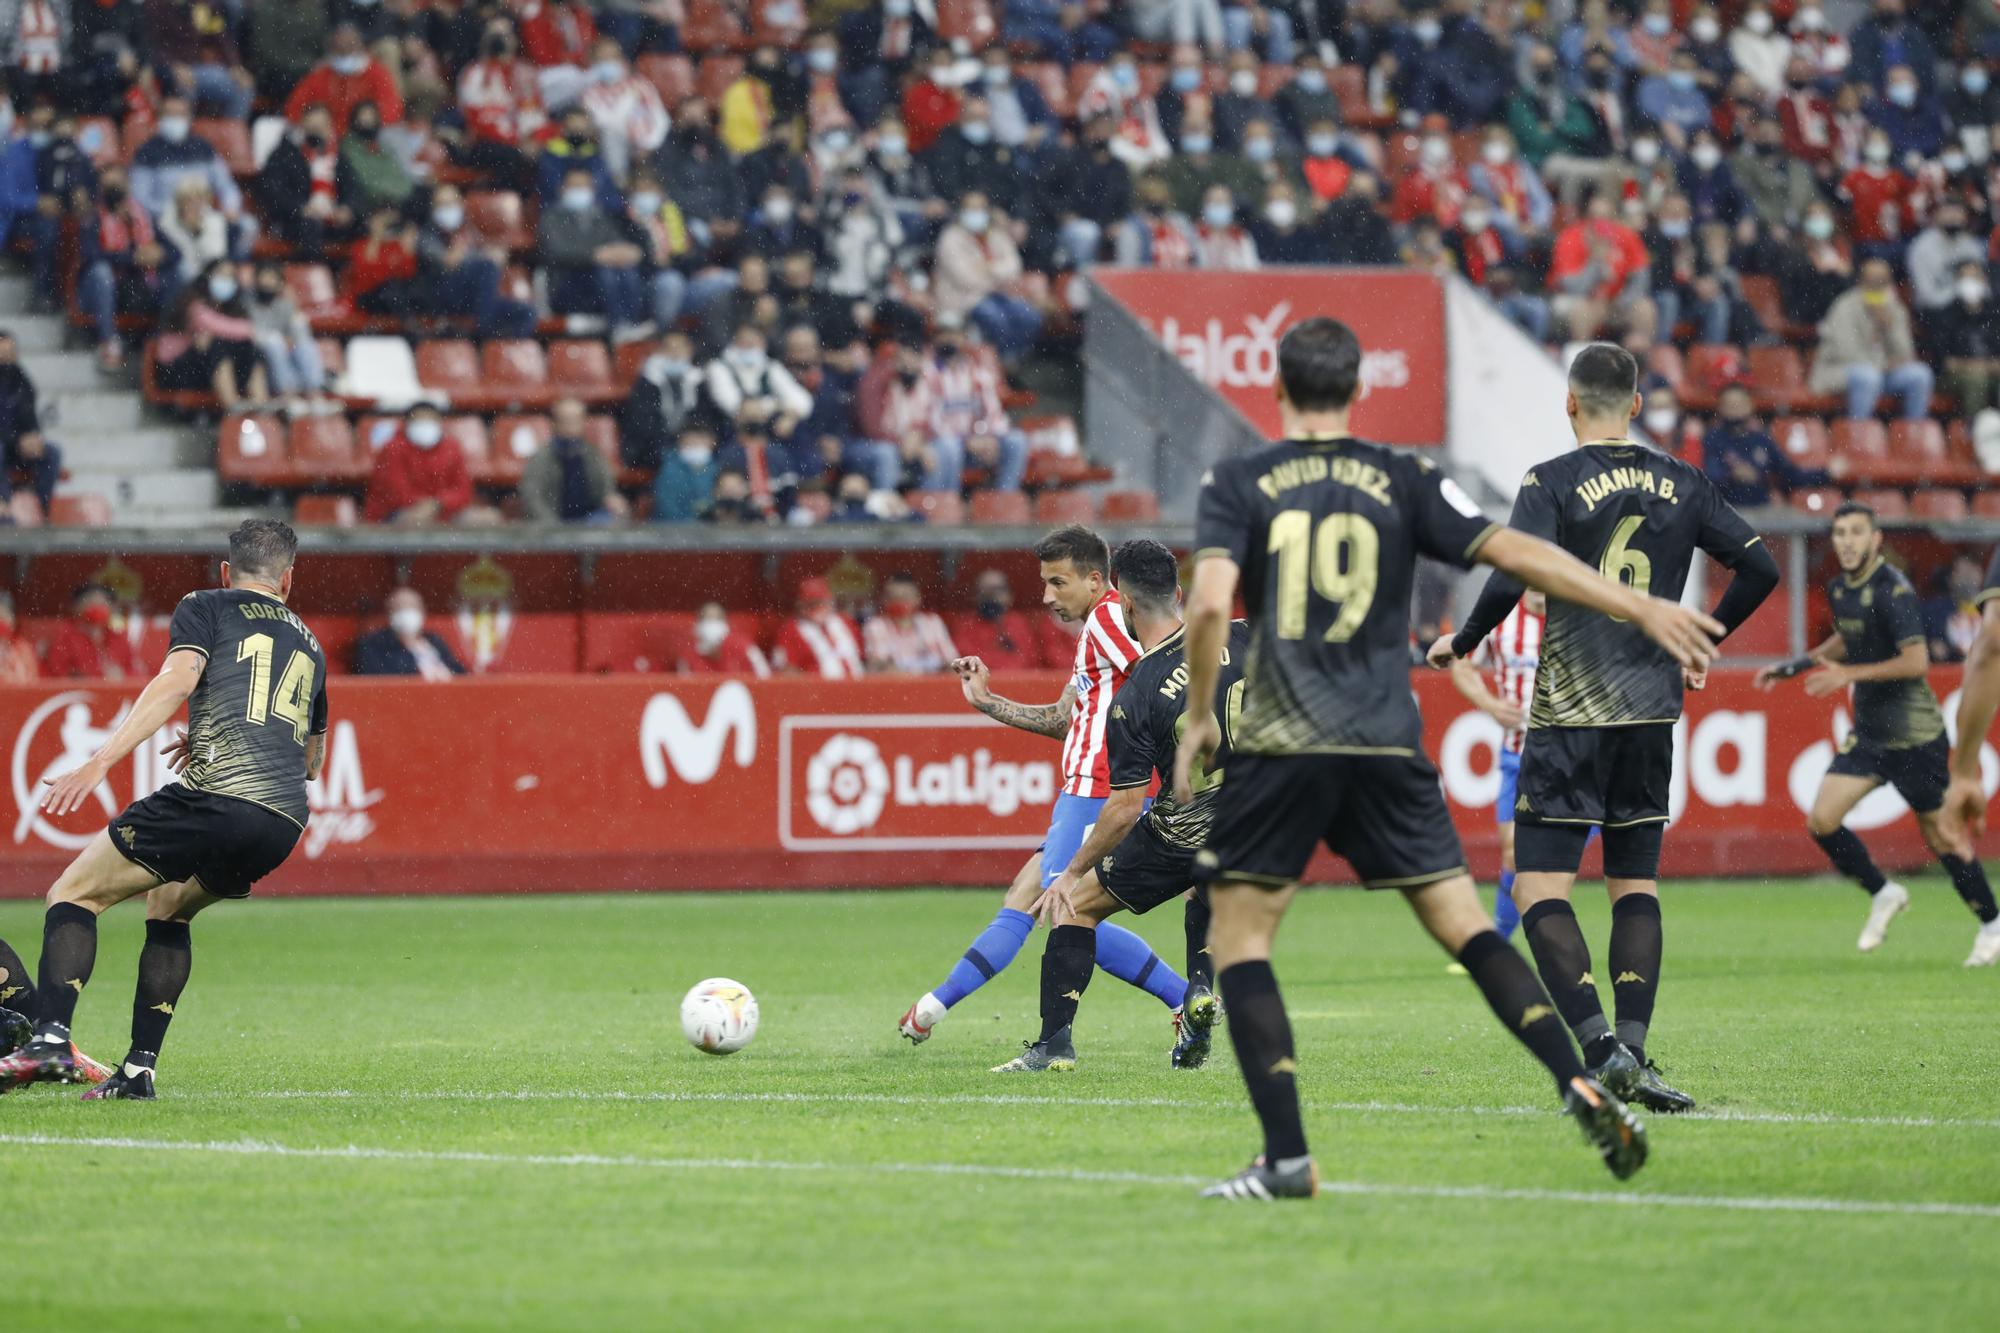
left=1828, top=556, right=1942, bottom=749
left=168, top=588, right=330, bottom=826
left=1104, top=620, right=1251, bottom=849
left=1505, top=440, right=1761, bottom=728
left=1194, top=435, right=1500, bottom=755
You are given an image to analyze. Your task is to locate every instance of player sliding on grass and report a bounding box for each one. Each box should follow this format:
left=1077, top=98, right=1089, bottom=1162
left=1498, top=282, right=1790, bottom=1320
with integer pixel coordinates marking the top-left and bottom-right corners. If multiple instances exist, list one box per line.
left=1762, top=504, right=2000, bottom=965
left=1175, top=319, right=1730, bottom=1200
left=993, top=538, right=1240, bottom=1073
left=1431, top=344, right=1779, bottom=1118
left=0, top=520, right=327, bottom=1100
left=900, top=526, right=1193, bottom=1050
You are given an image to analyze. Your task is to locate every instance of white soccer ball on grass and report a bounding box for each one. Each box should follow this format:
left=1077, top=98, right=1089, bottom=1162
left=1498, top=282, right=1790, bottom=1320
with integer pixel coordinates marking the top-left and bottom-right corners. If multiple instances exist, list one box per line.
left=680, top=978, right=759, bottom=1054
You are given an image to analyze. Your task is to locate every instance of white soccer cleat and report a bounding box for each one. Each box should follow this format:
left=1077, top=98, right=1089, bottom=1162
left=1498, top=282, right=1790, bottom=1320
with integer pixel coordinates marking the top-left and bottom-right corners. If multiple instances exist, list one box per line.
left=899, top=992, right=947, bottom=1044
left=1964, top=918, right=2000, bottom=968
left=1857, top=881, right=1910, bottom=953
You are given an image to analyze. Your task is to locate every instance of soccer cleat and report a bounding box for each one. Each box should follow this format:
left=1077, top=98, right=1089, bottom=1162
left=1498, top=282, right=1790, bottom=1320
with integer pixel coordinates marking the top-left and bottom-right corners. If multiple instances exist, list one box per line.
left=1587, top=1039, right=1640, bottom=1096
left=991, top=1027, right=1077, bottom=1073
left=69, top=1044, right=113, bottom=1087
left=1625, top=1058, right=1696, bottom=1114
left=1171, top=986, right=1221, bottom=1069
left=1200, top=1154, right=1319, bottom=1201
left=0, top=1005, right=28, bottom=1058
left=1564, top=1076, right=1648, bottom=1180
left=81, top=1065, right=155, bottom=1100
left=1858, top=881, right=1910, bottom=952
left=0, top=1038, right=87, bottom=1094
left=1965, top=918, right=2000, bottom=968
left=898, top=992, right=947, bottom=1044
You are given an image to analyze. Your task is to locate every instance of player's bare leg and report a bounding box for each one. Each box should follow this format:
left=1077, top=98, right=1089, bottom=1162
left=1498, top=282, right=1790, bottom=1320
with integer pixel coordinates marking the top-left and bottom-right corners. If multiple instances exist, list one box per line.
left=1910, top=809, right=2000, bottom=966
left=901, top=853, right=1043, bottom=1044
left=0, top=832, right=159, bottom=1092
left=85, top=876, right=222, bottom=1101
left=1807, top=773, right=1911, bottom=951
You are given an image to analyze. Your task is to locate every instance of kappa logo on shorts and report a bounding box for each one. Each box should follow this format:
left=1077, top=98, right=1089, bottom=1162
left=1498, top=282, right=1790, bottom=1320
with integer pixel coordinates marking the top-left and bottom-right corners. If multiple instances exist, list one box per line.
left=1516, top=794, right=1531, bottom=813
left=116, top=825, right=135, bottom=848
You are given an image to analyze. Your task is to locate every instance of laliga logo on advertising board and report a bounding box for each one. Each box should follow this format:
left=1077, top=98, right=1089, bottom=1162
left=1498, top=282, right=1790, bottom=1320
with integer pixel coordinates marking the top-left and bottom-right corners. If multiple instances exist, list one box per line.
left=1149, top=301, right=1411, bottom=399
left=803, top=732, right=1056, bottom=835
left=303, top=720, right=382, bottom=859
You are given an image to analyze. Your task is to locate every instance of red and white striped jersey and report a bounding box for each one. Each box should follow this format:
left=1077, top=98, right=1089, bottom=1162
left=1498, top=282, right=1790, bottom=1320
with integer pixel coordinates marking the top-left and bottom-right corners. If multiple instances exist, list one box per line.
left=1062, top=592, right=1141, bottom=797
left=1473, top=600, right=1544, bottom=753
left=863, top=611, right=958, bottom=674
left=774, top=613, right=864, bottom=679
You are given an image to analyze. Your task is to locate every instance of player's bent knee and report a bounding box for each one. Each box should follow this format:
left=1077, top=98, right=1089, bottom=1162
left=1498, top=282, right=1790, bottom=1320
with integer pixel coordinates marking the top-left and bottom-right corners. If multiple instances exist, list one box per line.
left=47, top=833, right=157, bottom=912
left=146, top=879, right=217, bottom=924
left=1401, top=874, right=1489, bottom=953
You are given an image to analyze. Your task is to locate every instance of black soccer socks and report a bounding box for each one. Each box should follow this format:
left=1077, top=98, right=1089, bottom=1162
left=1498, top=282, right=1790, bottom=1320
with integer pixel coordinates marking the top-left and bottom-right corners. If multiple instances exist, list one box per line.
left=1456, top=930, right=1585, bottom=1094
left=1218, top=960, right=1308, bottom=1162
left=34, top=902, right=98, bottom=1041
left=127, top=920, right=193, bottom=1070
left=1813, top=827, right=1888, bottom=895
left=1184, top=891, right=1213, bottom=994
left=1521, top=899, right=1613, bottom=1059
left=1609, top=895, right=1663, bottom=1063
left=1039, top=924, right=1096, bottom=1043
left=0, top=935, right=35, bottom=1020
left=1939, top=854, right=2000, bottom=924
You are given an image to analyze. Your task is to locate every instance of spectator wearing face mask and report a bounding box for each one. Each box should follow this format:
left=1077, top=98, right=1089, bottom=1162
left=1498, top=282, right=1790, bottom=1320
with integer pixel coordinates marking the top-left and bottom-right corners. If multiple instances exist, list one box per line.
left=1462, top=128, right=1551, bottom=251
left=1153, top=44, right=1210, bottom=150
left=925, top=322, right=1027, bottom=493
left=924, top=97, right=1022, bottom=219
left=364, top=404, right=496, bottom=526
left=864, top=574, right=957, bottom=674
left=949, top=569, right=1045, bottom=670
left=1275, top=53, right=1339, bottom=146
left=1675, top=129, right=1748, bottom=227
left=523, top=396, right=629, bottom=524
left=1637, top=384, right=1702, bottom=461
left=1323, top=170, right=1397, bottom=265
left=1770, top=200, right=1853, bottom=326
left=1389, top=128, right=1466, bottom=229
left=41, top=584, right=141, bottom=681
left=518, top=0, right=599, bottom=109
left=256, top=105, right=353, bottom=259
left=934, top=191, right=1041, bottom=364
left=1548, top=189, right=1654, bottom=343
left=1945, top=61, right=1999, bottom=132
left=857, top=335, right=949, bottom=489
left=706, top=323, right=812, bottom=434
left=353, top=587, right=466, bottom=679
left=653, top=425, right=723, bottom=522
left=1213, top=51, right=1277, bottom=151
left=678, top=602, right=772, bottom=678
left=1249, top=182, right=1328, bottom=264
left=1811, top=258, right=1934, bottom=421
left=1506, top=41, right=1615, bottom=207
left=1638, top=50, right=1712, bottom=152
left=159, top=178, right=229, bottom=283
left=835, top=0, right=935, bottom=130
left=1702, top=383, right=1823, bottom=507
left=286, top=24, right=404, bottom=136
left=336, top=101, right=415, bottom=221
left=976, top=47, right=1051, bottom=149
left=1868, top=64, right=1946, bottom=161
left=1777, top=59, right=1838, bottom=175
left=1729, top=4, right=1792, bottom=98
left=1907, top=202, right=1986, bottom=314
left=245, top=263, right=326, bottom=405
left=1114, top=170, right=1198, bottom=268
left=580, top=38, right=668, bottom=184
left=624, top=334, right=705, bottom=474
left=1391, top=3, right=1509, bottom=129
left=1730, top=115, right=1818, bottom=232
left=1681, top=5, right=1731, bottom=87
left=538, top=105, right=622, bottom=213
left=774, top=577, right=864, bottom=678
left=744, top=184, right=818, bottom=262
left=143, top=0, right=256, bottom=121
left=1191, top=185, right=1258, bottom=270
left=1849, top=0, right=1936, bottom=98
left=1625, top=0, right=1681, bottom=77
left=1076, top=52, right=1170, bottom=171
left=77, top=170, right=173, bottom=371
left=1297, top=118, right=1363, bottom=204
left=539, top=165, right=652, bottom=339
left=1934, top=261, right=2000, bottom=418
left=1160, top=108, right=1259, bottom=218
left=153, top=260, right=269, bottom=408
left=0, top=331, right=58, bottom=516
left=0, top=590, right=35, bottom=683
left=456, top=24, right=546, bottom=168
left=129, top=95, right=244, bottom=240
left=1838, top=130, right=1915, bottom=261
left=344, top=206, right=420, bottom=317
left=413, top=184, right=536, bottom=337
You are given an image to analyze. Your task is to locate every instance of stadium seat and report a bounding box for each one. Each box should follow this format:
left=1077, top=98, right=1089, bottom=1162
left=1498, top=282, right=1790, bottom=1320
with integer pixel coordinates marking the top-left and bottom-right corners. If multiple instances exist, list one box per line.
left=1973, top=490, right=2000, bottom=519
left=696, top=55, right=747, bottom=103
left=317, top=338, right=346, bottom=381
left=1644, top=344, right=1685, bottom=393
left=1738, top=274, right=1788, bottom=339
left=483, top=340, right=554, bottom=409
left=285, top=264, right=341, bottom=316
left=1034, top=490, right=1097, bottom=525
left=639, top=54, right=696, bottom=106
left=751, top=0, right=809, bottom=44
left=1909, top=489, right=1969, bottom=522
left=1852, top=488, right=1909, bottom=518
left=1747, top=346, right=1815, bottom=411
left=489, top=415, right=551, bottom=485
left=1099, top=490, right=1160, bottom=524
left=1788, top=486, right=1844, bottom=516
left=194, top=118, right=254, bottom=176
left=1772, top=417, right=1830, bottom=471
left=466, top=191, right=531, bottom=252
left=416, top=339, right=480, bottom=396
left=340, top=336, right=424, bottom=406
left=293, top=494, right=359, bottom=527
left=1830, top=419, right=1892, bottom=482
left=445, top=415, right=498, bottom=482
left=908, top=490, right=965, bottom=526
left=684, top=0, right=752, bottom=51
left=1887, top=420, right=1977, bottom=486
left=614, top=339, right=659, bottom=388
left=1680, top=344, right=1744, bottom=410
left=1329, top=64, right=1377, bottom=126
left=218, top=414, right=289, bottom=486
left=549, top=339, right=616, bottom=403
left=968, top=490, right=1031, bottom=525
left=583, top=414, right=621, bottom=465
left=287, top=416, right=367, bottom=484
left=936, top=0, right=998, bottom=46
left=48, top=494, right=112, bottom=526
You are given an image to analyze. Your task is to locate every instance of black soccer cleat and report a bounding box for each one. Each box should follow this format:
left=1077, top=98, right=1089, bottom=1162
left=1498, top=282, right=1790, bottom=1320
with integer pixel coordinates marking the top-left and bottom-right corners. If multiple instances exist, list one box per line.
left=1587, top=1039, right=1640, bottom=1095
left=81, top=1066, right=156, bottom=1101
left=1624, top=1058, right=1696, bottom=1115
left=0, top=1038, right=87, bottom=1094
left=0, top=1005, right=28, bottom=1059
left=1201, top=1154, right=1319, bottom=1201
left=1171, top=986, right=1221, bottom=1069
left=991, top=1027, right=1078, bottom=1073
left=1565, top=1076, right=1648, bottom=1180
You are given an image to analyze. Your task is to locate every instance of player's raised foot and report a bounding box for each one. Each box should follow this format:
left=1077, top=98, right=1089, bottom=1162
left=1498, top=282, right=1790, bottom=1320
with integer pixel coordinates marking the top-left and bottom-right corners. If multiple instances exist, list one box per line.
left=0, top=1038, right=87, bottom=1094
left=1171, top=986, right=1221, bottom=1069
left=1564, top=1076, right=1648, bottom=1180
left=0, top=1005, right=28, bottom=1058
left=1200, top=1154, right=1319, bottom=1201
left=82, top=1065, right=155, bottom=1101
left=898, top=992, right=946, bottom=1045
left=68, top=1044, right=113, bottom=1087
left=1858, top=881, right=1910, bottom=953
left=1965, top=918, right=2000, bottom=968
left=992, top=1027, right=1077, bottom=1072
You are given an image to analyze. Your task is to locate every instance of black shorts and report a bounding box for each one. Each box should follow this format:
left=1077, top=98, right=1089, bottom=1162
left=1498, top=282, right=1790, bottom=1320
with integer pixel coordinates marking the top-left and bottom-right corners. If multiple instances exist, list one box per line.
left=1197, top=751, right=1466, bottom=891
left=1827, top=731, right=1949, bottom=814
left=1097, top=819, right=1198, bottom=915
left=107, top=784, right=302, bottom=900
left=1516, top=724, right=1673, bottom=829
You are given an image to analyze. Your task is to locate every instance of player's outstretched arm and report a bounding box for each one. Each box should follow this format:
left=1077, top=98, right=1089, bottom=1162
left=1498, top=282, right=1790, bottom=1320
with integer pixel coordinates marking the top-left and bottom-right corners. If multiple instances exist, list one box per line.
left=1477, top=528, right=1723, bottom=671
left=1943, top=601, right=2000, bottom=844
left=1173, top=556, right=1237, bottom=805
left=952, top=655, right=1076, bottom=738
left=41, top=649, right=206, bottom=816
left=1429, top=570, right=1524, bottom=668
left=1754, top=634, right=1844, bottom=690
left=1804, top=637, right=1926, bottom=697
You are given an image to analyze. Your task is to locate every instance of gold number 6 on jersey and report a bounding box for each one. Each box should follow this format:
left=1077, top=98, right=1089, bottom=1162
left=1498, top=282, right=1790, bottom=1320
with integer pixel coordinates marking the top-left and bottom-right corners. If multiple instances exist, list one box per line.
left=1598, top=514, right=1654, bottom=622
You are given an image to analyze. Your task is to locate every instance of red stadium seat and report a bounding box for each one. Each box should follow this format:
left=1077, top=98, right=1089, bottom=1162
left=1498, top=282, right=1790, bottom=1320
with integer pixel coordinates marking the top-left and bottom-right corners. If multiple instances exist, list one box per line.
left=639, top=54, right=696, bottom=106
left=488, top=415, right=551, bottom=485
left=968, top=490, right=1030, bottom=524
left=684, top=0, right=752, bottom=51
left=1830, top=419, right=1892, bottom=482
left=416, top=339, right=481, bottom=395
left=1772, top=417, right=1830, bottom=471
left=1034, top=490, right=1097, bottom=525
left=1974, top=490, right=2000, bottom=519
left=908, top=490, right=965, bottom=526
left=549, top=339, right=615, bottom=401
left=1329, top=65, right=1374, bottom=126
left=47, top=494, right=112, bottom=526
left=936, top=0, right=998, bottom=46
left=1739, top=274, right=1786, bottom=338
left=1852, top=488, right=1909, bottom=518
left=1909, top=489, right=1969, bottom=522
left=696, top=55, right=747, bottom=103
left=482, top=340, right=554, bottom=409
left=287, top=416, right=367, bottom=484
left=218, top=414, right=289, bottom=486
left=614, top=339, right=659, bottom=388
left=465, top=190, right=531, bottom=251
left=293, top=494, right=359, bottom=527
left=1100, top=490, right=1160, bottom=524
left=193, top=118, right=254, bottom=176
left=1644, top=343, right=1685, bottom=393
left=1022, top=63, right=1073, bottom=120
left=444, top=415, right=496, bottom=483
left=1747, top=345, right=1814, bottom=411
left=1887, top=420, right=1977, bottom=485
left=583, top=414, right=621, bottom=465
left=1680, top=344, right=1744, bottom=411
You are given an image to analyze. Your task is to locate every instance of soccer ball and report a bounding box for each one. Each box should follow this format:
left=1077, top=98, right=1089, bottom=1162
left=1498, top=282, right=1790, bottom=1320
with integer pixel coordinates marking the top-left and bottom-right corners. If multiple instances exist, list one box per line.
left=680, top=978, right=759, bottom=1054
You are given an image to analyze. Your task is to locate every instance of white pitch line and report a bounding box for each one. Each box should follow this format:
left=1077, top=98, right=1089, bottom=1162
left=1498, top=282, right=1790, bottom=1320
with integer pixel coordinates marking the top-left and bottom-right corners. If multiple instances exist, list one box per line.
left=168, top=1088, right=2000, bottom=1132
left=3, top=1132, right=1997, bottom=1220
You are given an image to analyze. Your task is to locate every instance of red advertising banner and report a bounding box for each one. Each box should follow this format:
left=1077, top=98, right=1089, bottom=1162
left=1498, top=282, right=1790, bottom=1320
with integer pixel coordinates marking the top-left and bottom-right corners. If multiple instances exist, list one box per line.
left=1092, top=268, right=1447, bottom=444
left=0, top=670, right=1988, bottom=898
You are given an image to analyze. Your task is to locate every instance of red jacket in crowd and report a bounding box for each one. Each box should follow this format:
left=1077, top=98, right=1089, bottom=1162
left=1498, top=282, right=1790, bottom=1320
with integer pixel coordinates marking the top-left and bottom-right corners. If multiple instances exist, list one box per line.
left=518, top=0, right=598, bottom=68
left=285, top=59, right=405, bottom=135
left=364, top=432, right=475, bottom=523
left=42, top=621, right=142, bottom=680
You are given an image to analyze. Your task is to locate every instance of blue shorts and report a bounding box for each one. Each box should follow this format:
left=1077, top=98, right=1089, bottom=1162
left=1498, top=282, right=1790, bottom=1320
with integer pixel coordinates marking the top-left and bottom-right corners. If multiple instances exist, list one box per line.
left=1039, top=793, right=1106, bottom=889
left=1496, top=749, right=1522, bottom=827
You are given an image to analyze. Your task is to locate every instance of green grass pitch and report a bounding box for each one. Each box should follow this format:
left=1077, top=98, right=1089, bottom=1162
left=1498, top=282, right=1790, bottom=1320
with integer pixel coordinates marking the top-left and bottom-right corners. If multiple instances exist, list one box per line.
left=5, top=876, right=1999, bottom=1330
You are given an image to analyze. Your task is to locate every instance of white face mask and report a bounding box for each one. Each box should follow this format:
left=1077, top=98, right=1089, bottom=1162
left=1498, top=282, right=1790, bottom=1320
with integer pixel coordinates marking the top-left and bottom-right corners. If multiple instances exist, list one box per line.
left=563, top=187, right=595, bottom=211
left=1805, top=213, right=1835, bottom=239
left=960, top=121, right=992, bottom=145
left=390, top=607, right=425, bottom=638
left=1306, top=133, right=1337, bottom=157
left=1865, top=139, right=1891, bottom=164
left=1414, top=18, right=1442, bottom=44
left=158, top=116, right=189, bottom=144
left=1180, top=133, right=1213, bottom=155
left=1943, top=152, right=1968, bottom=174
left=1644, top=407, right=1678, bottom=435
left=1295, top=69, right=1326, bottom=94
left=1482, top=139, right=1510, bottom=165
left=1690, top=16, right=1720, bottom=43
left=1229, top=70, right=1258, bottom=97
left=984, top=63, right=1010, bottom=88
left=1632, top=138, right=1661, bottom=166
left=1421, top=137, right=1450, bottom=167
left=763, top=196, right=793, bottom=224
left=727, top=345, right=767, bottom=371
left=679, top=444, right=713, bottom=467
left=407, top=419, right=443, bottom=448
left=332, top=54, right=368, bottom=76
left=1203, top=201, right=1234, bottom=228
left=1642, top=13, right=1671, bottom=35
left=807, top=48, right=837, bottom=73
left=1264, top=198, right=1297, bottom=228
left=629, top=192, right=661, bottom=216
left=1462, top=210, right=1491, bottom=232
left=694, top=618, right=728, bottom=653
left=1692, top=143, right=1721, bottom=170
left=877, top=134, right=907, bottom=158
left=207, top=275, right=238, bottom=302
left=1960, top=277, right=1989, bottom=305
left=432, top=203, right=463, bottom=231
left=594, top=60, right=626, bottom=84
left=1745, top=10, right=1773, bottom=34
left=1794, top=6, right=1824, bottom=30
left=1244, top=138, right=1274, bottom=163
left=1886, top=82, right=1917, bottom=107
left=959, top=208, right=990, bottom=233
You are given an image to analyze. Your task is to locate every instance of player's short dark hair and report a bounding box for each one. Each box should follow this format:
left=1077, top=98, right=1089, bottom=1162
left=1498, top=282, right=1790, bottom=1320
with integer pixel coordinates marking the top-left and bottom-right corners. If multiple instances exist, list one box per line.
left=229, top=518, right=298, bottom=580
left=1110, top=539, right=1181, bottom=615
left=1276, top=317, right=1361, bottom=412
left=1832, top=501, right=1877, bottom=529
left=1035, top=524, right=1110, bottom=576
left=1568, top=342, right=1639, bottom=416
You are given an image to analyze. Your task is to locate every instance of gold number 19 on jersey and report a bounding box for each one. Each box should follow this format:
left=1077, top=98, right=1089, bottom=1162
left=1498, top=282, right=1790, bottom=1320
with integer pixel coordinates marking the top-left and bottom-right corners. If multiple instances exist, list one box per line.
left=1268, top=509, right=1381, bottom=642
left=237, top=633, right=318, bottom=744
left=1598, top=515, right=1654, bottom=622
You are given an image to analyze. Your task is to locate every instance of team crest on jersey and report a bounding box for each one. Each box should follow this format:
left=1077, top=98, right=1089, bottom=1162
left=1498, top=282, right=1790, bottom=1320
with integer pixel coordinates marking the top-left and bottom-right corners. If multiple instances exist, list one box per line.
left=1861, top=587, right=1873, bottom=608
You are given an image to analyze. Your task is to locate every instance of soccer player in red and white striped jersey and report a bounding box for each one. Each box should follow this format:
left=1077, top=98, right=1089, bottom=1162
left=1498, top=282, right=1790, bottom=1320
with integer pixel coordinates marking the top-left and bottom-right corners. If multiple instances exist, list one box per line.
left=900, top=526, right=1189, bottom=1045
left=1448, top=591, right=1547, bottom=941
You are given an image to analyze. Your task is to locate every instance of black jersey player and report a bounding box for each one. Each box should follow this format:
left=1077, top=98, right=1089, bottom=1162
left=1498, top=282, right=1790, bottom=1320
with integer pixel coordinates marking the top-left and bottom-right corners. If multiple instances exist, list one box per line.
left=1943, top=546, right=2000, bottom=968
left=1756, top=503, right=2000, bottom=965
left=0, top=520, right=327, bottom=1099
left=1174, top=319, right=1728, bottom=1201
left=1430, top=343, right=1780, bottom=1117
left=993, top=539, right=1246, bottom=1074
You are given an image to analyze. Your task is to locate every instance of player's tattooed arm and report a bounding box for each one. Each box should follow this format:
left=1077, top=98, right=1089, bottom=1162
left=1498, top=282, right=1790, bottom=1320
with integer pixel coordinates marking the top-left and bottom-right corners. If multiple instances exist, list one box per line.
left=954, top=655, right=1075, bottom=737
left=305, top=731, right=328, bottom=782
